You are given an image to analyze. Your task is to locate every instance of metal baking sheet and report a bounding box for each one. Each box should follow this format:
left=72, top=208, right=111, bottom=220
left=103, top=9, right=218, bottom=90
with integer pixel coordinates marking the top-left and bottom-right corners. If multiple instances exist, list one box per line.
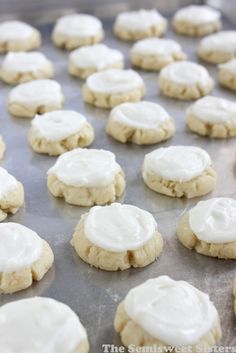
left=0, top=13, right=236, bottom=352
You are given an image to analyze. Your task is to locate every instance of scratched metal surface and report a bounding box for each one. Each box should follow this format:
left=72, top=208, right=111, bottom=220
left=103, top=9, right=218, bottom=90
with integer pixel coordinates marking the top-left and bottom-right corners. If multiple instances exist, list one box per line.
left=0, top=14, right=235, bottom=352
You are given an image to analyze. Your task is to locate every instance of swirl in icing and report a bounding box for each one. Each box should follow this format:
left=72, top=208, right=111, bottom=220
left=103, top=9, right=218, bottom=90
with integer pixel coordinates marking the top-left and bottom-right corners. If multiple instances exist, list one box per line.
left=70, top=44, right=123, bottom=70
left=189, top=198, right=236, bottom=243
left=174, top=5, right=220, bottom=25
left=86, top=69, right=144, bottom=94
left=160, top=61, right=211, bottom=86
left=84, top=203, right=157, bottom=252
left=0, top=297, right=87, bottom=353
left=0, top=167, right=18, bottom=198
left=31, top=110, right=87, bottom=141
left=48, top=148, right=121, bottom=187
left=0, top=223, right=43, bottom=273
left=53, top=13, right=103, bottom=37
left=219, top=58, right=236, bottom=74
left=9, top=79, right=63, bottom=106
left=2, top=51, right=51, bottom=73
left=143, top=146, right=211, bottom=182
left=124, top=276, right=218, bottom=346
left=187, top=96, right=236, bottom=124
left=131, top=37, right=183, bottom=57
left=109, top=101, right=170, bottom=129
left=0, top=21, right=35, bottom=40
left=199, top=31, right=236, bottom=54
left=115, top=9, right=166, bottom=31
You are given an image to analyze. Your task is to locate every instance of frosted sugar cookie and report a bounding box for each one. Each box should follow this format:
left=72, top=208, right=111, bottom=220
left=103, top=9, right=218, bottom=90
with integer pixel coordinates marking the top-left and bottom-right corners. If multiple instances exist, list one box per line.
left=8, top=79, right=64, bottom=118
left=47, top=148, right=125, bottom=206
left=219, top=59, right=236, bottom=91
left=131, top=37, right=186, bottom=71
left=83, top=69, right=145, bottom=108
left=173, top=5, right=221, bottom=37
left=52, top=13, right=104, bottom=50
left=29, top=110, right=94, bottom=156
left=69, top=44, right=124, bottom=79
left=114, top=276, right=221, bottom=350
left=106, top=101, right=175, bottom=145
left=114, top=9, right=167, bottom=41
left=0, top=223, right=54, bottom=293
left=198, top=31, right=236, bottom=64
left=0, top=167, right=24, bottom=221
left=0, top=297, right=89, bottom=353
left=186, top=96, right=236, bottom=138
left=142, top=146, right=217, bottom=198
left=0, top=20, right=41, bottom=53
left=159, top=61, right=214, bottom=100
left=0, top=136, right=5, bottom=160
left=71, top=203, right=163, bottom=271
left=0, top=51, right=54, bottom=85
left=177, top=198, right=236, bottom=259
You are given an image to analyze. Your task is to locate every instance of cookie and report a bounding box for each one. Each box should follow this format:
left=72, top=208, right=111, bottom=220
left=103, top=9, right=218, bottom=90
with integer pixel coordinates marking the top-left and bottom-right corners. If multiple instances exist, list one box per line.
left=8, top=79, right=64, bottom=118
left=219, top=59, right=236, bottom=91
left=159, top=61, right=214, bottom=100
left=83, top=69, right=145, bottom=108
left=52, top=13, right=104, bottom=50
left=114, top=9, right=167, bottom=41
left=69, top=44, right=124, bottom=79
left=0, top=297, right=89, bottom=353
left=173, top=5, right=221, bottom=37
left=0, top=51, right=54, bottom=85
left=198, top=31, right=236, bottom=64
left=0, top=20, right=41, bottom=53
left=71, top=203, right=163, bottom=271
left=29, top=110, right=94, bottom=156
left=106, top=101, right=175, bottom=145
left=177, top=198, right=236, bottom=259
left=131, top=37, right=186, bottom=71
left=47, top=148, right=125, bottom=206
left=114, top=276, right=221, bottom=351
left=186, top=96, right=236, bottom=138
left=142, top=145, right=217, bottom=199
left=0, top=136, right=5, bottom=160
left=0, top=222, right=54, bottom=293
left=0, top=167, right=24, bottom=221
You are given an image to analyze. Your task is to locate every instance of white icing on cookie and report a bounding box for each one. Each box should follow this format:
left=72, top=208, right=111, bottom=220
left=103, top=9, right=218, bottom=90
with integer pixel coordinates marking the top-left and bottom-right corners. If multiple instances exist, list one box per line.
left=115, top=9, right=166, bottom=31
left=199, top=31, right=236, bottom=54
left=86, top=69, right=144, bottom=94
left=70, top=44, right=123, bottom=70
left=0, top=21, right=36, bottom=41
left=9, top=79, right=63, bottom=106
left=189, top=198, right=236, bottom=243
left=160, top=61, right=211, bottom=86
left=84, top=203, right=157, bottom=252
left=0, top=223, right=43, bottom=273
left=174, top=5, right=220, bottom=25
left=143, top=146, right=211, bottom=182
left=0, top=167, right=18, bottom=198
left=31, top=110, right=87, bottom=141
left=124, top=276, right=218, bottom=346
left=0, top=297, right=87, bottom=353
left=219, top=58, right=236, bottom=74
left=53, top=13, right=103, bottom=37
left=131, top=37, right=183, bottom=57
left=109, top=101, right=169, bottom=129
left=48, top=148, right=121, bottom=187
left=1, top=51, right=50, bottom=73
left=187, top=96, right=236, bottom=124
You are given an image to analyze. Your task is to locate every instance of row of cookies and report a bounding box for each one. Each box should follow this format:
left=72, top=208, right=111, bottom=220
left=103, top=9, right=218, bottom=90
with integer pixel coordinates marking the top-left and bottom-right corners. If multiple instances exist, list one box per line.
left=1, top=273, right=234, bottom=352
left=0, top=6, right=224, bottom=54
